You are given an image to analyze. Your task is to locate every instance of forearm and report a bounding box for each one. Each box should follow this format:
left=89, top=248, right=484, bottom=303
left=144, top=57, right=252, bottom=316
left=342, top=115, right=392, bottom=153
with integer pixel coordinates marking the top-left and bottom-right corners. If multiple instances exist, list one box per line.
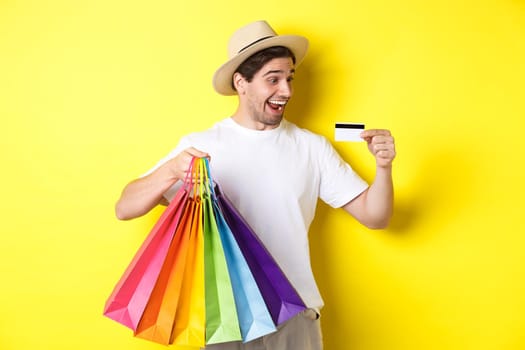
left=344, top=166, right=394, bottom=229
left=115, top=166, right=179, bottom=220
left=114, top=147, right=209, bottom=220
left=346, top=128, right=395, bottom=228
left=363, top=166, right=394, bottom=228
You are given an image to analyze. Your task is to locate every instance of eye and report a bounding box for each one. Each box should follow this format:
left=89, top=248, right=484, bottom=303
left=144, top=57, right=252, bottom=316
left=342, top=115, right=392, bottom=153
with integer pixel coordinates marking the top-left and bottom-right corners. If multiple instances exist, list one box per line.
left=287, top=76, right=294, bottom=82
left=268, top=77, right=278, bottom=84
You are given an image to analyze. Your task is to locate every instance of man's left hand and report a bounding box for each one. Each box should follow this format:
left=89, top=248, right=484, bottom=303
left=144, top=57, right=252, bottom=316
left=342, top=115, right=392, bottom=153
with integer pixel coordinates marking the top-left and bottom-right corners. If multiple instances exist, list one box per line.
left=360, top=129, right=396, bottom=168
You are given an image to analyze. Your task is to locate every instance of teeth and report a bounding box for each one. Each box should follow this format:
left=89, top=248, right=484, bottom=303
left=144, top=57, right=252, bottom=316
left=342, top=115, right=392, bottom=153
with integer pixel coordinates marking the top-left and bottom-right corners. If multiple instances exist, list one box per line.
left=269, top=100, right=287, bottom=105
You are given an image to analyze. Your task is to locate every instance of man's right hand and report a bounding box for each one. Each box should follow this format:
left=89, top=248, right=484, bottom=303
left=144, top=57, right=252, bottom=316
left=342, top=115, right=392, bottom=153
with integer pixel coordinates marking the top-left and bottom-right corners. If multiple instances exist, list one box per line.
left=158, top=147, right=210, bottom=183
left=115, top=147, right=209, bottom=220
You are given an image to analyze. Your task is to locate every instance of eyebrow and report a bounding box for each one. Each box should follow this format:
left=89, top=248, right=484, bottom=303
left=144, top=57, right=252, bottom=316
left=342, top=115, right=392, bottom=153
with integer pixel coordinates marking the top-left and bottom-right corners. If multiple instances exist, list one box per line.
left=262, top=69, right=295, bottom=77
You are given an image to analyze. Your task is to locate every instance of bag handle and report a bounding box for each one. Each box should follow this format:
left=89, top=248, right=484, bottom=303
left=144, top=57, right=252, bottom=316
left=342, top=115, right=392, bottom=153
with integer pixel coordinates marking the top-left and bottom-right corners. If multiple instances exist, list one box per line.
left=186, top=157, right=215, bottom=200
left=201, top=157, right=216, bottom=201
left=182, top=156, right=197, bottom=193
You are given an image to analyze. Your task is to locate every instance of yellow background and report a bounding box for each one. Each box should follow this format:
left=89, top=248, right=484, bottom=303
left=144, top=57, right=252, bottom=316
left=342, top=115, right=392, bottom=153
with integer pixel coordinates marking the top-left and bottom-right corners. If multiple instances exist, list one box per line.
left=1, top=0, right=524, bottom=349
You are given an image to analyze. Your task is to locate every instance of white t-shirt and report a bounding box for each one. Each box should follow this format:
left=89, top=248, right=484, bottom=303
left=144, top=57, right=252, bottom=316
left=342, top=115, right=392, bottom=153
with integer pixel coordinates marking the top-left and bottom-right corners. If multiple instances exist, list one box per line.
left=146, top=118, right=368, bottom=309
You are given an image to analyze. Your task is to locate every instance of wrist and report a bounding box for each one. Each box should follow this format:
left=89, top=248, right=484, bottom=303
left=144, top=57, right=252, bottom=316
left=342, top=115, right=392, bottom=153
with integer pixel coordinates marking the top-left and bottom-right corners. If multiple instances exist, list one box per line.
left=154, top=163, right=180, bottom=187
left=376, top=164, right=392, bottom=172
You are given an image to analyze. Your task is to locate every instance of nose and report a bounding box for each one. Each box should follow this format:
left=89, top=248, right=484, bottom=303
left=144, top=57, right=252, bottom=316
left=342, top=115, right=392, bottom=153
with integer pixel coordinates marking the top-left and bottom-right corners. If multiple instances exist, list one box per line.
left=278, top=79, right=292, bottom=98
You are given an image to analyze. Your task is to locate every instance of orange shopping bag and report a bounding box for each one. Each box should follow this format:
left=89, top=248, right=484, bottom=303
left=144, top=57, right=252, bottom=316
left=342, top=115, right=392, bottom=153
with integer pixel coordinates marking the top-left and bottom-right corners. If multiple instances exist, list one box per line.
left=171, top=196, right=205, bottom=347
left=134, top=197, right=195, bottom=344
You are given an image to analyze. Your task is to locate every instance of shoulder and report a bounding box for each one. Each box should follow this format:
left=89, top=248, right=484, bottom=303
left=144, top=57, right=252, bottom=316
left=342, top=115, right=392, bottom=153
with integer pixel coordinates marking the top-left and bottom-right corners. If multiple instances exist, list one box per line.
left=181, top=118, right=232, bottom=143
left=282, top=120, right=331, bottom=148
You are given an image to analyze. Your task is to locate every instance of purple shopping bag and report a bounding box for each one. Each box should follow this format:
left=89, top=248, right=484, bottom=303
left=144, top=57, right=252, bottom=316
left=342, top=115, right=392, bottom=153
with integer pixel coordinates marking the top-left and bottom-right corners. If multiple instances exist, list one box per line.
left=212, top=200, right=277, bottom=342
left=215, top=186, right=306, bottom=326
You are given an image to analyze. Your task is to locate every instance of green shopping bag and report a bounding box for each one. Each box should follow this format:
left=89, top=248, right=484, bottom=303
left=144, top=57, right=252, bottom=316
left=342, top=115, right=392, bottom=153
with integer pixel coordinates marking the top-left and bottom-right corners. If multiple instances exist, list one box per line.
left=202, top=165, right=242, bottom=344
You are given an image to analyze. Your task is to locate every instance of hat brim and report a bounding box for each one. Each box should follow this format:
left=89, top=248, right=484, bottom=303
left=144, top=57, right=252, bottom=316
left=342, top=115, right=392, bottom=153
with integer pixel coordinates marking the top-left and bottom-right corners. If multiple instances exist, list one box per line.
left=212, top=35, right=309, bottom=96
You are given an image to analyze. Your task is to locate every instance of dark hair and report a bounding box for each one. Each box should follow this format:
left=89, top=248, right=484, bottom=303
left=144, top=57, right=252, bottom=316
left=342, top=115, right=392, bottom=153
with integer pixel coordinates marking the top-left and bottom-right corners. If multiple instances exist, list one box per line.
left=232, top=46, right=296, bottom=91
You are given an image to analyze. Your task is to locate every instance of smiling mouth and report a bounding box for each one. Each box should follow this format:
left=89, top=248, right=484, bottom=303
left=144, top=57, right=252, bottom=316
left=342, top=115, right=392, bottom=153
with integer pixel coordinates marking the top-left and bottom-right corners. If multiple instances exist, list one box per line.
left=267, top=99, right=287, bottom=111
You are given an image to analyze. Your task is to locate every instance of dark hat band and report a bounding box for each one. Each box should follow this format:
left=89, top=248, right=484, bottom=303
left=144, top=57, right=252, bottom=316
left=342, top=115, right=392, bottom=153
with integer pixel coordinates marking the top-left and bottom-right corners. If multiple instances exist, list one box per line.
left=237, top=35, right=274, bottom=54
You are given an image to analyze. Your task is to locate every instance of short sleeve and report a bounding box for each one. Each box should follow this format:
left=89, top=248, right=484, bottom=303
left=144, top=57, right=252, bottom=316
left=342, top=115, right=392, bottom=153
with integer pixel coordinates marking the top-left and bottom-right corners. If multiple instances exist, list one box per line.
left=318, top=137, right=369, bottom=208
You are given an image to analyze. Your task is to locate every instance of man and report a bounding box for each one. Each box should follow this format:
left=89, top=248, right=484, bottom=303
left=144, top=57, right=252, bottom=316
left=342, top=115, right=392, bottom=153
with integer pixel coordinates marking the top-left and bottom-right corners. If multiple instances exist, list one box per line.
left=115, top=20, right=395, bottom=350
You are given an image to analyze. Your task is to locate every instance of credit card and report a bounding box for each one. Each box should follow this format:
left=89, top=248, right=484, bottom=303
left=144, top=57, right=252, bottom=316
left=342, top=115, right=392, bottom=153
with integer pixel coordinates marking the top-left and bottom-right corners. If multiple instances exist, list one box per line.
left=335, top=123, right=365, bottom=142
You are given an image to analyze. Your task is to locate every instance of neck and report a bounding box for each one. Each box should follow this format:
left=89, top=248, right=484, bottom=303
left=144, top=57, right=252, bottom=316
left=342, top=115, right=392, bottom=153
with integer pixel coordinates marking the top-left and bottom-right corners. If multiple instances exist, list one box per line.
left=231, top=108, right=281, bottom=131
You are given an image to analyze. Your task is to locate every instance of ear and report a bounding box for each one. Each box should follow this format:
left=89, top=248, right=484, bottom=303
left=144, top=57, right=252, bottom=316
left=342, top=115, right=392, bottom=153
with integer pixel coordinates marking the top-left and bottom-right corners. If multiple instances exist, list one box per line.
left=232, top=72, right=246, bottom=95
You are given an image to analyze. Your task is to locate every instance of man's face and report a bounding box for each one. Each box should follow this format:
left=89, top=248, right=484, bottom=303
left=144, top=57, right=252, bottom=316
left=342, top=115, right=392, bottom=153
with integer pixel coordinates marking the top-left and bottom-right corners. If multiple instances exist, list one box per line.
left=238, top=57, right=295, bottom=129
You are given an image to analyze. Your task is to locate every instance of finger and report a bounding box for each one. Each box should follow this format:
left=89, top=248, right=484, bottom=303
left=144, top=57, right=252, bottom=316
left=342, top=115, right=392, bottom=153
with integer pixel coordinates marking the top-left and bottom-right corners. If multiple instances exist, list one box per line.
left=369, top=135, right=395, bottom=145
left=376, top=149, right=396, bottom=158
left=376, top=152, right=395, bottom=167
left=372, top=143, right=394, bottom=153
left=184, top=147, right=210, bottom=159
left=360, top=129, right=392, bottom=139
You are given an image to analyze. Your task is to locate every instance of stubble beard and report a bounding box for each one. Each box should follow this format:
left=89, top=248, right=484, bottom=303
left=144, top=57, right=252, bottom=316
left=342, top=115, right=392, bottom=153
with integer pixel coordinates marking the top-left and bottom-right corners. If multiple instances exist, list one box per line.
left=251, top=104, right=284, bottom=127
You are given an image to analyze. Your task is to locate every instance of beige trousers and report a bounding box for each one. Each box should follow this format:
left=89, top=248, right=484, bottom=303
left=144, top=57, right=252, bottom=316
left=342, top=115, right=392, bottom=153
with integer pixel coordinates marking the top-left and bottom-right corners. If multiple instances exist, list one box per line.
left=203, top=309, right=323, bottom=350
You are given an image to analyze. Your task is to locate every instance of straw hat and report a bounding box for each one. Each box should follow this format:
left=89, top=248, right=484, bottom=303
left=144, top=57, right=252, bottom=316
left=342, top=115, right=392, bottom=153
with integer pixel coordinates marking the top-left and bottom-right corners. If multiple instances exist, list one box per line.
left=212, top=20, right=309, bottom=95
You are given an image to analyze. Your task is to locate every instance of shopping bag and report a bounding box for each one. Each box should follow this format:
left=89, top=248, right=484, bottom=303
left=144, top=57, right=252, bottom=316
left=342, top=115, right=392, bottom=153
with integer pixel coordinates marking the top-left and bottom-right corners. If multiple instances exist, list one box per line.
left=133, top=197, right=195, bottom=344
left=215, top=186, right=307, bottom=325
left=171, top=196, right=206, bottom=347
left=106, top=156, right=304, bottom=346
left=202, top=162, right=242, bottom=344
left=103, top=185, right=189, bottom=331
left=213, top=200, right=276, bottom=342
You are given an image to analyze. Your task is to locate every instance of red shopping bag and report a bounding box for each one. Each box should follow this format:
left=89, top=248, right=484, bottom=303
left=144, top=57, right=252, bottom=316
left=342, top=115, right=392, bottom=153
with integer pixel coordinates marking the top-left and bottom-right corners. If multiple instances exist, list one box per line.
left=103, top=186, right=189, bottom=331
